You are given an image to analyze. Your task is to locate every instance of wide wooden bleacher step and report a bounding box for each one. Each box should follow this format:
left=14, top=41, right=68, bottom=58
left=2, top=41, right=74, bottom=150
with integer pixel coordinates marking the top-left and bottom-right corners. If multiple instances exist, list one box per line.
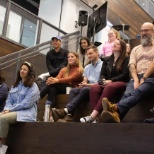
left=6, top=122, right=154, bottom=154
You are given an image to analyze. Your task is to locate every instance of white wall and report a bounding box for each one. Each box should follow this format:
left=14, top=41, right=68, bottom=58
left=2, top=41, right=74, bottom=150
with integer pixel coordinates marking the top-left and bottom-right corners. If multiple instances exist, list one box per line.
left=38, top=0, right=112, bottom=53
left=39, top=0, right=62, bottom=28
left=60, top=0, right=91, bottom=36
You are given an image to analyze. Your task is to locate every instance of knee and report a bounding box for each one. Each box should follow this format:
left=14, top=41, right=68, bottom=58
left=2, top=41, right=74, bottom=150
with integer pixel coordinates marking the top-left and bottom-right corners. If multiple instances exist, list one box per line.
left=0, top=115, right=6, bottom=124
left=90, top=84, right=100, bottom=93
left=69, top=88, right=76, bottom=95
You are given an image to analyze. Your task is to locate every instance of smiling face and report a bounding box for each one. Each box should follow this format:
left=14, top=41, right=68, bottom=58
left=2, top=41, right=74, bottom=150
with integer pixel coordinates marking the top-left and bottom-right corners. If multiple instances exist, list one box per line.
left=20, top=65, right=29, bottom=80
left=80, top=39, right=89, bottom=50
left=86, top=48, right=99, bottom=62
left=108, top=30, right=117, bottom=42
left=140, top=22, right=154, bottom=46
left=112, top=40, right=122, bottom=52
left=51, top=38, right=61, bottom=50
left=126, top=43, right=131, bottom=53
left=68, top=53, right=78, bottom=66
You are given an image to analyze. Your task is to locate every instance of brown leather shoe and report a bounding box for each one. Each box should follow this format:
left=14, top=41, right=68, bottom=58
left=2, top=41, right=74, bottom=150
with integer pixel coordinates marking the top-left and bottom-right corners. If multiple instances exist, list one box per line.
left=102, top=98, right=117, bottom=112
left=57, top=114, right=73, bottom=122
left=101, top=111, right=120, bottom=123
left=51, top=108, right=67, bottom=121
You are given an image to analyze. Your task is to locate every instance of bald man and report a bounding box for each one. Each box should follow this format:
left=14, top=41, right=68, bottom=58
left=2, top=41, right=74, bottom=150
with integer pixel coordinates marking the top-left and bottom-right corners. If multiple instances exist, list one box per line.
left=101, top=22, right=154, bottom=123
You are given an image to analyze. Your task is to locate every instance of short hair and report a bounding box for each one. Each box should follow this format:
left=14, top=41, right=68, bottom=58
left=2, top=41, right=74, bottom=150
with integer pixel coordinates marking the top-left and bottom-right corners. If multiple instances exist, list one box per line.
left=85, top=45, right=98, bottom=52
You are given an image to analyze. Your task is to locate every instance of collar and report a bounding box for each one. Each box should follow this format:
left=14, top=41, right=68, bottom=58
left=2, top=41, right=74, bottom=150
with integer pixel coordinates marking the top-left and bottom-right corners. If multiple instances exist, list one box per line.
left=91, top=58, right=102, bottom=67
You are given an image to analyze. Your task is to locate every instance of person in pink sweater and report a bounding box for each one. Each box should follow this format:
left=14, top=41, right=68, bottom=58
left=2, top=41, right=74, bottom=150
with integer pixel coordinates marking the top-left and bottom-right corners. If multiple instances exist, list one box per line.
left=40, top=51, right=83, bottom=107
left=102, top=28, right=120, bottom=57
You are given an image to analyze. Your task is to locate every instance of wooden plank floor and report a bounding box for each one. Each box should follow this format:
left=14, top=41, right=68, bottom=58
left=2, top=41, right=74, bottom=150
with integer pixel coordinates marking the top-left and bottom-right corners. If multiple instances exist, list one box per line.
left=6, top=122, right=154, bottom=154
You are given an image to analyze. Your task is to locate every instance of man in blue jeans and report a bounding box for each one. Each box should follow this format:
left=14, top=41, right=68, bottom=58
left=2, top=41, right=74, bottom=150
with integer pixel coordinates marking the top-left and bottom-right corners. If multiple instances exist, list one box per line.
left=51, top=45, right=103, bottom=122
left=101, top=22, right=154, bottom=123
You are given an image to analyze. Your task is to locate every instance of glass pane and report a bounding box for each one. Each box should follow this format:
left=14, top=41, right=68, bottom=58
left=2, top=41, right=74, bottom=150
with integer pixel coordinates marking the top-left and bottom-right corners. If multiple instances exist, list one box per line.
left=0, top=5, right=6, bottom=35
left=7, top=11, right=22, bottom=42
left=40, top=23, right=59, bottom=43
left=21, top=19, right=37, bottom=47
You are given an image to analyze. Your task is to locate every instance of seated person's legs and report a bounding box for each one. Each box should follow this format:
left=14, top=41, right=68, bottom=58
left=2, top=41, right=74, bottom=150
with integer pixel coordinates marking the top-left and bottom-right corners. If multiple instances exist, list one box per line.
left=0, top=112, right=17, bottom=153
left=101, top=78, right=154, bottom=123
left=52, top=87, right=90, bottom=122
left=80, top=82, right=126, bottom=123
left=89, top=84, right=103, bottom=111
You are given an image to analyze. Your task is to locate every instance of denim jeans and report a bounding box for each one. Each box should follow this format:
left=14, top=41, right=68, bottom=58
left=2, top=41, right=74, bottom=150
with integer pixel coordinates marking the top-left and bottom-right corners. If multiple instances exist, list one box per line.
left=117, top=77, right=154, bottom=117
left=66, top=87, right=90, bottom=114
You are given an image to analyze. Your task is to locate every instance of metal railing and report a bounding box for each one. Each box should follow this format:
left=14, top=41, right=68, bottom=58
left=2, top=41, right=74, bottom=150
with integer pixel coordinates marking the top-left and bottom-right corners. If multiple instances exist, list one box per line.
left=0, top=0, right=67, bottom=47
left=0, top=31, right=81, bottom=88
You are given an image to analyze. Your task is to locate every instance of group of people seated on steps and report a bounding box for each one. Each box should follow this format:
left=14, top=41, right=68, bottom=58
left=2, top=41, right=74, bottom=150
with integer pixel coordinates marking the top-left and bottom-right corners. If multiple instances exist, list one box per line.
left=38, top=22, right=154, bottom=123
left=0, top=21, right=154, bottom=153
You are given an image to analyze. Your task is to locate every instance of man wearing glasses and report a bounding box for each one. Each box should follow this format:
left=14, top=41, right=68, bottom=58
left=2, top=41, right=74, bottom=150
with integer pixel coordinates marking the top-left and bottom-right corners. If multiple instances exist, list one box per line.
left=101, top=22, right=154, bottom=123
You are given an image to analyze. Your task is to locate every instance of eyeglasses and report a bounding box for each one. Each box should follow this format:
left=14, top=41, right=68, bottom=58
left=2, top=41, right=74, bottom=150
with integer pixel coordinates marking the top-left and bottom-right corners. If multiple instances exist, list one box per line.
left=140, top=29, right=153, bottom=33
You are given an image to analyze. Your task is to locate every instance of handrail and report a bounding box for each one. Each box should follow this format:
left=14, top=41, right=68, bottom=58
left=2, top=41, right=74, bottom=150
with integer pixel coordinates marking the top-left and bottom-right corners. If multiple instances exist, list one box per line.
left=0, top=31, right=80, bottom=60
left=9, top=1, right=67, bottom=35
left=0, top=31, right=81, bottom=68
left=0, top=0, right=67, bottom=47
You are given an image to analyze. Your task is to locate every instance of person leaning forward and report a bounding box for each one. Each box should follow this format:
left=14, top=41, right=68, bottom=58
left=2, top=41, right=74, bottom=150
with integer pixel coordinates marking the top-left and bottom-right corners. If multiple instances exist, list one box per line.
left=51, top=45, right=103, bottom=122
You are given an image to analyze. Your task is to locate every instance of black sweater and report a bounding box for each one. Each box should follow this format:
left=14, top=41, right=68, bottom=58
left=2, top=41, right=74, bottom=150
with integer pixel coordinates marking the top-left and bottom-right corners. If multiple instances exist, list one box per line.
left=100, top=54, right=130, bottom=82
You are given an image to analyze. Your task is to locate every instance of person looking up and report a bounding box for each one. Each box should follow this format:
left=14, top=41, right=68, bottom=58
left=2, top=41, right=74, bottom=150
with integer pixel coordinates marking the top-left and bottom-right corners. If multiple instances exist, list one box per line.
left=101, top=28, right=120, bottom=57
left=101, top=22, right=154, bottom=123
left=80, top=39, right=129, bottom=123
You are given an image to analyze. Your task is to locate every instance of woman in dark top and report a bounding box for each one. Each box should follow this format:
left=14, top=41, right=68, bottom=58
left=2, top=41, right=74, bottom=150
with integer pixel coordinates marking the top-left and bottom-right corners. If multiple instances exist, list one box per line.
left=0, top=69, right=8, bottom=112
left=77, top=37, right=91, bottom=67
left=80, top=39, right=130, bottom=123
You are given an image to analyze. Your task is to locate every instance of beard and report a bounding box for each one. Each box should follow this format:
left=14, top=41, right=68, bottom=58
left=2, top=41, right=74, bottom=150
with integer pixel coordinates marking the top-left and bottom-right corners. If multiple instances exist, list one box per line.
left=141, top=34, right=153, bottom=46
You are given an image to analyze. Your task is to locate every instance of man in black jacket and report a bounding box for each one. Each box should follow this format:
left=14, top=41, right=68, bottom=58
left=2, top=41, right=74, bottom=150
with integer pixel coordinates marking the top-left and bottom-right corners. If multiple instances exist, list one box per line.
left=38, top=36, right=68, bottom=81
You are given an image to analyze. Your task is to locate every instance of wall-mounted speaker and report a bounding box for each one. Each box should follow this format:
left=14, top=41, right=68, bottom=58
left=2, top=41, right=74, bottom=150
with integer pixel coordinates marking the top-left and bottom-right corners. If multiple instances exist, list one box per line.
left=78, top=10, right=88, bottom=26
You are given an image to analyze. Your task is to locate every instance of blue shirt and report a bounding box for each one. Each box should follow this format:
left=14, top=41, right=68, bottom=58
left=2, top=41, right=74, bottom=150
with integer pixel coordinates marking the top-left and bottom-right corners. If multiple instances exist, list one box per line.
left=4, top=82, right=40, bottom=122
left=83, top=59, right=103, bottom=84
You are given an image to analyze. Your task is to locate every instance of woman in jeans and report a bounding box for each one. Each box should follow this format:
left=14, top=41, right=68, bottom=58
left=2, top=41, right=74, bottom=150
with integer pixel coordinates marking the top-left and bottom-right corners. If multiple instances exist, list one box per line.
left=80, top=39, right=130, bottom=123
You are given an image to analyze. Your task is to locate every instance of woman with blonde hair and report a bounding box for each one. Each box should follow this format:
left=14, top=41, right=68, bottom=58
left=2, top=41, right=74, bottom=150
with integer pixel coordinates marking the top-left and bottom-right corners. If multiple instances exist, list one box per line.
left=40, top=51, right=83, bottom=107
left=102, top=28, right=121, bottom=57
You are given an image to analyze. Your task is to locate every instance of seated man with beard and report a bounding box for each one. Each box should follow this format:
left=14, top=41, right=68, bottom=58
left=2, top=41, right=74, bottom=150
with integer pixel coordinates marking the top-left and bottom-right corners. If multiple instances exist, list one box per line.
left=101, top=22, right=154, bottom=123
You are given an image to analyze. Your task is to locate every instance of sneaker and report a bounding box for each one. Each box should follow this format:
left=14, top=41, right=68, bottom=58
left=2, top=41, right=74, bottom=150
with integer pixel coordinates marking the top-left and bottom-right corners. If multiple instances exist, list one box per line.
left=51, top=108, right=67, bottom=121
left=38, top=74, right=46, bottom=81
left=102, top=98, right=117, bottom=112
left=0, top=145, right=8, bottom=154
left=143, top=118, right=154, bottom=123
left=38, top=72, right=50, bottom=81
left=150, top=107, right=154, bottom=113
left=57, top=114, right=73, bottom=122
left=80, top=116, right=94, bottom=123
left=101, top=111, right=120, bottom=123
